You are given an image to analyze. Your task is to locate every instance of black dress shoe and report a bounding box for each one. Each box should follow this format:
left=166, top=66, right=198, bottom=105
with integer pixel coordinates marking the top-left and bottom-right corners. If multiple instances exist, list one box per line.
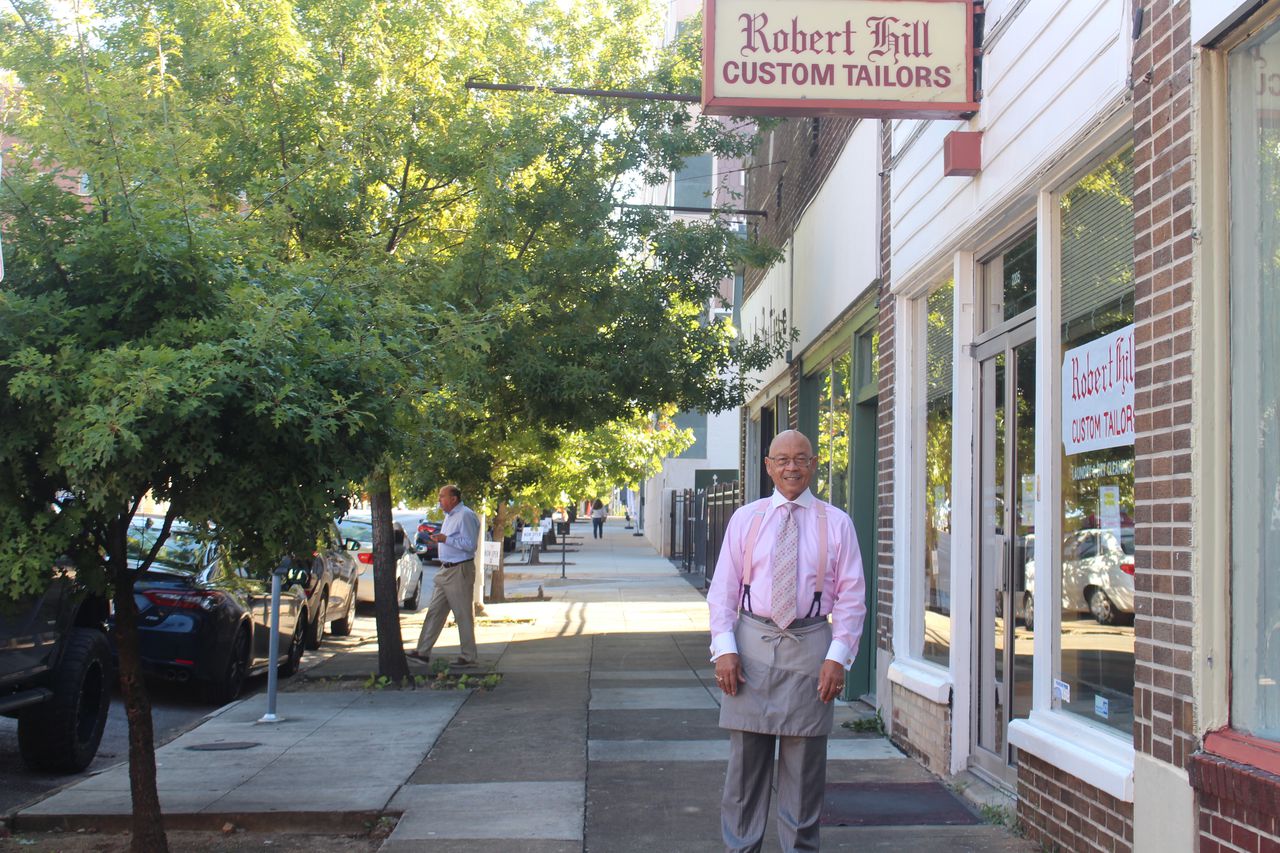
left=406, top=651, right=430, bottom=663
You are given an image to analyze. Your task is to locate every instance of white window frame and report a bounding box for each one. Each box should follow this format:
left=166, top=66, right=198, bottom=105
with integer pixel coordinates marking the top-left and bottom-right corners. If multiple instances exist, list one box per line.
left=888, top=266, right=957, bottom=704
left=1007, top=130, right=1137, bottom=803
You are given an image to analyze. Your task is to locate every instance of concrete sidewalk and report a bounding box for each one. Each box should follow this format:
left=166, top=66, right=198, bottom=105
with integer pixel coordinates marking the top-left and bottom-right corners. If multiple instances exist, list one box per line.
left=15, top=520, right=1033, bottom=851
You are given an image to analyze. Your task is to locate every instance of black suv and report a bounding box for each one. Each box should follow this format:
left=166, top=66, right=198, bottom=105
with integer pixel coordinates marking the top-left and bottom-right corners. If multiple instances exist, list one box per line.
left=0, top=571, right=112, bottom=773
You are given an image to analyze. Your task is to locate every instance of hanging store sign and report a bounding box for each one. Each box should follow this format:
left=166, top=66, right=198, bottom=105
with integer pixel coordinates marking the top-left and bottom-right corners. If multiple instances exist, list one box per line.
left=1061, top=324, right=1136, bottom=455
left=701, top=0, right=978, bottom=118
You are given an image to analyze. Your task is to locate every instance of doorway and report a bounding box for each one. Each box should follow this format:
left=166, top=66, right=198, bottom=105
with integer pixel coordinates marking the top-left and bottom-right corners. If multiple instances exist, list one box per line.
left=971, top=318, right=1036, bottom=787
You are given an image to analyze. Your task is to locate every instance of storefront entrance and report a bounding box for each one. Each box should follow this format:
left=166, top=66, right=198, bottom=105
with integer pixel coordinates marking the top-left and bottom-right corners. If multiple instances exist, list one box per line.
left=972, top=316, right=1036, bottom=787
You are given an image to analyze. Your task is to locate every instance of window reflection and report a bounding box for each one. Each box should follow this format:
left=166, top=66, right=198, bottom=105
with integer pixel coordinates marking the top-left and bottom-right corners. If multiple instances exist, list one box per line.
left=923, top=280, right=954, bottom=667
left=815, top=353, right=851, bottom=511
left=1057, top=148, right=1136, bottom=736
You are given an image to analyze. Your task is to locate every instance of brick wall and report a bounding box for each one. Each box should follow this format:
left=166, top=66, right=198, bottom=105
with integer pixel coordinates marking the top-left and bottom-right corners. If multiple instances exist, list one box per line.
left=1130, top=0, right=1196, bottom=770
left=875, top=120, right=895, bottom=653
left=1190, top=753, right=1280, bottom=852
left=1017, top=753, right=1134, bottom=851
left=889, top=682, right=950, bottom=772
left=742, top=117, right=859, bottom=297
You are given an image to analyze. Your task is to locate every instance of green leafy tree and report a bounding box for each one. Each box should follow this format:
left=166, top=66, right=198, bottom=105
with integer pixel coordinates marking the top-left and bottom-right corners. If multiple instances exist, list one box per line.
left=0, top=3, right=402, bottom=850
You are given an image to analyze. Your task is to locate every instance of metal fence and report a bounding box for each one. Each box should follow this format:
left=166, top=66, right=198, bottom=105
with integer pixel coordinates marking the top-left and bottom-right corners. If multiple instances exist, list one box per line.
left=669, top=482, right=742, bottom=585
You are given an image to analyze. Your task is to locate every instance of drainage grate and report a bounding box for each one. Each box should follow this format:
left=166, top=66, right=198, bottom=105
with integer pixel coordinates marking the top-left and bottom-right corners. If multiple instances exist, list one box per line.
left=820, top=781, right=982, bottom=827
left=186, top=741, right=261, bottom=752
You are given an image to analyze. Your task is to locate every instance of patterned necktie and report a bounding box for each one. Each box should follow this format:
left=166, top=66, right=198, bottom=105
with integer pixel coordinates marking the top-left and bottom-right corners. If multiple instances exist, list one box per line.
left=771, top=503, right=798, bottom=629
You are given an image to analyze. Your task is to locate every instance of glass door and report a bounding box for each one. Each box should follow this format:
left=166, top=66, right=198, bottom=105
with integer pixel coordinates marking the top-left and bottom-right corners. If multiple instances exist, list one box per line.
left=972, top=321, right=1036, bottom=786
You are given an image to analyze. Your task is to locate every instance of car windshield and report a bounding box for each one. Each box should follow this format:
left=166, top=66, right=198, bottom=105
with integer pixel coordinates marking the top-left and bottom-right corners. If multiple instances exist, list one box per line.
left=1120, top=529, right=1135, bottom=556
left=127, top=523, right=205, bottom=574
left=337, top=519, right=373, bottom=543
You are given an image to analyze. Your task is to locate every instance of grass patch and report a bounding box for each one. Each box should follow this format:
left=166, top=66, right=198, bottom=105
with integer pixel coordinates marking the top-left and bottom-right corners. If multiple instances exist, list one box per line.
left=841, top=709, right=885, bottom=735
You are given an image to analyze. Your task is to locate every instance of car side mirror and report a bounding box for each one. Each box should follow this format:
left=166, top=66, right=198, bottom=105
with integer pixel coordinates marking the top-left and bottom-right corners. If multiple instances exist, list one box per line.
left=346, top=539, right=361, bottom=551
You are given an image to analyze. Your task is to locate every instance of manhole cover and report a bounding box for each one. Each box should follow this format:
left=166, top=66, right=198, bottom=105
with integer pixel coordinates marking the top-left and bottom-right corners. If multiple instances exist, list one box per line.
left=186, top=741, right=261, bottom=752
left=820, top=781, right=981, bottom=827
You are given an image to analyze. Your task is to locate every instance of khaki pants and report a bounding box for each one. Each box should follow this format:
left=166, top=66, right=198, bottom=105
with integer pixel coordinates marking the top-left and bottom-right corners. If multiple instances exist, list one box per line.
left=414, top=559, right=477, bottom=662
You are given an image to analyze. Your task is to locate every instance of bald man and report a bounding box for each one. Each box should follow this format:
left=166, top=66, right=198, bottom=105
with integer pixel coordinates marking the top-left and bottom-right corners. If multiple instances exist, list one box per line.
left=409, top=485, right=480, bottom=666
left=707, top=430, right=868, bottom=852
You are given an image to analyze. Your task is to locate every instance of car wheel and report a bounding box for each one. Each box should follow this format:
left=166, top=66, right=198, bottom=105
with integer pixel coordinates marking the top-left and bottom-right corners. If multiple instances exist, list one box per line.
left=403, top=577, right=421, bottom=610
left=1022, top=592, right=1034, bottom=632
left=280, top=610, right=306, bottom=676
left=331, top=587, right=355, bottom=637
left=1088, top=588, right=1118, bottom=625
left=203, top=626, right=250, bottom=705
left=18, top=628, right=112, bottom=773
left=304, top=590, right=327, bottom=650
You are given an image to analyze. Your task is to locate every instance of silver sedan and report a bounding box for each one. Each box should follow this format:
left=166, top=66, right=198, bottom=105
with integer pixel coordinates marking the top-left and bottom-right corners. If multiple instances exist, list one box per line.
left=335, top=518, right=425, bottom=610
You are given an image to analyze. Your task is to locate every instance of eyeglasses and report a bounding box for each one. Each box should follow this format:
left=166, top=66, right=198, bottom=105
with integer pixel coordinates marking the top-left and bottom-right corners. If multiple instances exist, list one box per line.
left=768, top=455, right=813, bottom=467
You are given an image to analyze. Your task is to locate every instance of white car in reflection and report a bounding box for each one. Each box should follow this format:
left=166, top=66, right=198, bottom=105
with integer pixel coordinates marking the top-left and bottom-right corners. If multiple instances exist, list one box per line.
left=1021, top=528, right=1135, bottom=629
left=336, top=518, right=425, bottom=610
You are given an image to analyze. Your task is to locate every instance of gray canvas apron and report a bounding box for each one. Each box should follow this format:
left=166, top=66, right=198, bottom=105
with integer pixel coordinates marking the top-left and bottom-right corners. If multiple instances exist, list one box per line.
left=718, top=501, right=834, bottom=737
left=719, top=613, right=834, bottom=736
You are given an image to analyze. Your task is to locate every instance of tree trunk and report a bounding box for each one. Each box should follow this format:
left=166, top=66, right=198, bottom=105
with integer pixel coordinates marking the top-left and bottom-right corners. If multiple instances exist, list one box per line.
left=107, top=521, right=169, bottom=853
left=488, top=503, right=507, bottom=603
left=369, top=468, right=410, bottom=683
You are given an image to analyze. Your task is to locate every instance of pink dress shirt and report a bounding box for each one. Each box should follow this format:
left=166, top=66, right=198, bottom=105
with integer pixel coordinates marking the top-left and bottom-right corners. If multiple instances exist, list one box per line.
left=707, top=489, right=867, bottom=670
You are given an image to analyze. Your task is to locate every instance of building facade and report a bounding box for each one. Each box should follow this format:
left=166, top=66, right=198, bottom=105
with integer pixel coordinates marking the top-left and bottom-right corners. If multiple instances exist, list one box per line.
left=731, top=0, right=1280, bottom=847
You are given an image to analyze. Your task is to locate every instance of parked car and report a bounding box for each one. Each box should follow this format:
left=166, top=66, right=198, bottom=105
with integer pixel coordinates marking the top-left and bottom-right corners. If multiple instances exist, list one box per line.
left=0, top=563, right=112, bottom=772
left=336, top=518, right=425, bottom=610
left=1021, top=528, right=1135, bottom=629
left=297, top=520, right=361, bottom=649
left=414, top=519, right=441, bottom=561
left=125, top=516, right=312, bottom=704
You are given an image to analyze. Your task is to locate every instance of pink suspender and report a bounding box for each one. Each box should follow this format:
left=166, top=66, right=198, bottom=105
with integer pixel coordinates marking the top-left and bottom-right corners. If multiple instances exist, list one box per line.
left=739, top=501, right=829, bottom=617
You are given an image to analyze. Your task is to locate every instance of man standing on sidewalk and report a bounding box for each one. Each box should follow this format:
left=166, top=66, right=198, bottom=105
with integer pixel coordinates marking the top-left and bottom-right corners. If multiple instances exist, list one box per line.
left=707, top=430, right=867, bottom=852
left=409, top=485, right=481, bottom=666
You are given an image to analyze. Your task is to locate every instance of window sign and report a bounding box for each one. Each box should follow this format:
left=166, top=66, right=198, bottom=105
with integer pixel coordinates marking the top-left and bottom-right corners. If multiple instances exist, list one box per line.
left=1061, top=324, right=1136, bottom=455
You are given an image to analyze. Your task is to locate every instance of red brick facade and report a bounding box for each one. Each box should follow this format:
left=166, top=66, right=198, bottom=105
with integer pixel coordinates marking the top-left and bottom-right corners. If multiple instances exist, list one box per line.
left=1018, top=753, right=1134, bottom=852
left=1191, top=753, right=1280, bottom=852
left=1130, top=0, right=1198, bottom=774
left=875, top=119, right=895, bottom=655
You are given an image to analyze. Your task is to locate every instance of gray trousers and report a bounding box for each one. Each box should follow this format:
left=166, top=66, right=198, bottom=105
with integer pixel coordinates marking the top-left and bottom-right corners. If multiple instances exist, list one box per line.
left=414, top=559, right=477, bottom=662
left=722, top=730, right=828, bottom=853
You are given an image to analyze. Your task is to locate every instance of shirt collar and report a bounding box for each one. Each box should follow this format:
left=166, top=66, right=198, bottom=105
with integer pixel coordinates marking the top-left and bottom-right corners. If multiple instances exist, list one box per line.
left=770, top=488, right=815, bottom=510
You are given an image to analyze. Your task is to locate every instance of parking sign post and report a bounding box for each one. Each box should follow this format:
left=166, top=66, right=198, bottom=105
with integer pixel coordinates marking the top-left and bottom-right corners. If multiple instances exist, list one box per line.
left=259, top=566, right=286, bottom=723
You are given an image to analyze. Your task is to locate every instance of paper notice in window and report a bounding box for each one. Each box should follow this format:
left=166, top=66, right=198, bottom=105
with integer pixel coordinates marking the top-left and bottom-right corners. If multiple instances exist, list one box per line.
left=1099, top=486, right=1121, bottom=536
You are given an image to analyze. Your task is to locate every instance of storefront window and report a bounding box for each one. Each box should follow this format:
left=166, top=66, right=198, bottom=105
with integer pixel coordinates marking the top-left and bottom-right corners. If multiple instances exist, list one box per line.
left=1230, top=21, right=1280, bottom=741
left=982, top=231, right=1037, bottom=330
left=923, top=281, right=954, bottom=666
left=814, top=353, right=852, bottom=511
left=1056, top=148, right=1135, bottom=735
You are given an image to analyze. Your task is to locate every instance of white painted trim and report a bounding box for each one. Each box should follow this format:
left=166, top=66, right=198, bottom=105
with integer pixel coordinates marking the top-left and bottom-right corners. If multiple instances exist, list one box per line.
left=949, top=250, right=978, bottom=774
left=1033, top=187, right=1063, bottom=716
left=887, top=657, right=954, bottom=705
left=891, top=295, right=917, bottom=661
left=1009, top=711, right=1135, bottom=801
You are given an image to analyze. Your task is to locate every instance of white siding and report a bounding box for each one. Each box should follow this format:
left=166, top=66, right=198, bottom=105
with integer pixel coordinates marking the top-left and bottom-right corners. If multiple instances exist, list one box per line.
left=891, top=0, right=1132, bottom=290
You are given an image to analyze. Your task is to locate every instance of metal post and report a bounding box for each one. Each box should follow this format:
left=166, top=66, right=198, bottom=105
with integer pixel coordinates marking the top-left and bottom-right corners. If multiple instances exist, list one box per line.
left=634, top=480, right=645, bottom=537
left=560, top=523, right=567, bottom=580
left=259, top=567, right=285, bottom=723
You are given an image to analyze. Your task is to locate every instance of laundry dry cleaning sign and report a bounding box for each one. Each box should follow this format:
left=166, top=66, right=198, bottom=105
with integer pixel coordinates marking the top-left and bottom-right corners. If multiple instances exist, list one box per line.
left=701, top=0, right=978, bottom=117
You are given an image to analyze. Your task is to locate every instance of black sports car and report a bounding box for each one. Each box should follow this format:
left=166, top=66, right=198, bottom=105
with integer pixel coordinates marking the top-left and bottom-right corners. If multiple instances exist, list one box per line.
left=123, top=517, right=312, bottom=704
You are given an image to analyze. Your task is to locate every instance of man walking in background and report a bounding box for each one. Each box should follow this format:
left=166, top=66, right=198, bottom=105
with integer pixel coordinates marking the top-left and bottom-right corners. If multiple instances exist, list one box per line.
left=409, top=485, right=481, bottom=666
left=707, top=430, right=867, bottom=852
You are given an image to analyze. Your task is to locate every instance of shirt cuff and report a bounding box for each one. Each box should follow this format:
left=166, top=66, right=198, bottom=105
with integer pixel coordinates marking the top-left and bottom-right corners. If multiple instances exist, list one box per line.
left=710, top=631, right=739, bottom=661
left=826, top=640, right=854, bottom=671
